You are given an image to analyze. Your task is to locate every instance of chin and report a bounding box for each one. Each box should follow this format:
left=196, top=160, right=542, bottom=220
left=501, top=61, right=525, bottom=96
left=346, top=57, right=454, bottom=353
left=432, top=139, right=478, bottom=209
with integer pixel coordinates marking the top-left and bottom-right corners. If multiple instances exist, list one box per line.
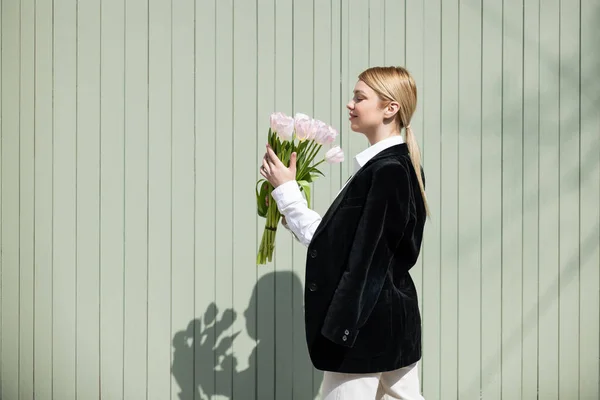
left=349, top=122, right=361, bottom=132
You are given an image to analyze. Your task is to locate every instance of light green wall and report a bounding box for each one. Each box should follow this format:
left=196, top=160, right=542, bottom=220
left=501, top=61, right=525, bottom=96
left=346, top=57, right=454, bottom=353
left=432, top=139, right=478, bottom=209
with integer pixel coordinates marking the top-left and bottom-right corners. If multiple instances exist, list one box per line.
left=1, top=0, right=599, bottom=399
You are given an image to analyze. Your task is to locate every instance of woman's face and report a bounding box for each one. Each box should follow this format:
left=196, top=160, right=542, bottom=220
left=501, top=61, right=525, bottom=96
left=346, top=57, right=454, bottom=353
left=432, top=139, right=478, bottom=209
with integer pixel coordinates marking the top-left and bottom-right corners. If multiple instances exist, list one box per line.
left=346, top=80, right=386, bottom=134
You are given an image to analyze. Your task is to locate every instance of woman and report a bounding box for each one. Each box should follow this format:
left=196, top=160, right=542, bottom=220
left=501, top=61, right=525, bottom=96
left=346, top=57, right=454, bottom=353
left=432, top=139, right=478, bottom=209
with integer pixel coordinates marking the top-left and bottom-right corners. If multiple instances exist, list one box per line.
left=259, top=66, right=428, bottom=400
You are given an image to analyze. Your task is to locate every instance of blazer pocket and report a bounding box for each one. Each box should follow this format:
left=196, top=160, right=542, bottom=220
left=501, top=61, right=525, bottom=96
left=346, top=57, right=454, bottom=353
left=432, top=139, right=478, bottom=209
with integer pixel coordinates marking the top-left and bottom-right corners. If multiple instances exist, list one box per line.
left=340, top=196, right=365, bottom=209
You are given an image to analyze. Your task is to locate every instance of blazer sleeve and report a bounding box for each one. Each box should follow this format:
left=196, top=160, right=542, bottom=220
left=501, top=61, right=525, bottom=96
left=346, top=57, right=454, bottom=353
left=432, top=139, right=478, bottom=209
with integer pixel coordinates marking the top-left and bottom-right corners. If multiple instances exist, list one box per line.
left=320, top=163, right=411, bottom=347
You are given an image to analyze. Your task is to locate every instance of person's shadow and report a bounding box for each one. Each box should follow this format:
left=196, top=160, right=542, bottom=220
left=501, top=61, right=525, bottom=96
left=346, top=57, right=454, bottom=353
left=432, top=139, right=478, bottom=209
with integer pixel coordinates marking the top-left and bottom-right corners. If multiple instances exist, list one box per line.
left=171, top=271, right=323, bottom=400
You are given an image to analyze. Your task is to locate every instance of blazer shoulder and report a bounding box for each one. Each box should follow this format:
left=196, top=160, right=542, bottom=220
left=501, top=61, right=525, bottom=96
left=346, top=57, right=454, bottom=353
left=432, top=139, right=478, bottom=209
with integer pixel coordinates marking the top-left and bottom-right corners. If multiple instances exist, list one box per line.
left=369, top=156, right=412, bottom=183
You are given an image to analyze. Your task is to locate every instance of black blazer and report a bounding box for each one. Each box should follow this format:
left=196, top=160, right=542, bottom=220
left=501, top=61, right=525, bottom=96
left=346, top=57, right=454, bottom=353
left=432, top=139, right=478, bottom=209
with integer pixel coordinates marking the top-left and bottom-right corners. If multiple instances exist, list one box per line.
left=303, top=143, right=426, bottom=374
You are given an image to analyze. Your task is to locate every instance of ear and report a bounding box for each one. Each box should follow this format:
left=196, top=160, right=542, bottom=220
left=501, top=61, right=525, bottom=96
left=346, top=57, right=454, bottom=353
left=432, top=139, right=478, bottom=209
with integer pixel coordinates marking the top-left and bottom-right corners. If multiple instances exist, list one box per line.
left=384, top=101, right=400, bottom=119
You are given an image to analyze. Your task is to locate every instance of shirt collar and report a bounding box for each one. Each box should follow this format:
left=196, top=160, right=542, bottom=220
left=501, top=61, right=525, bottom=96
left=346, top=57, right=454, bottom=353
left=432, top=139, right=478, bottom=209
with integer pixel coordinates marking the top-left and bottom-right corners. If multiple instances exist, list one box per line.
left=353, top=135, right=404, bottom=173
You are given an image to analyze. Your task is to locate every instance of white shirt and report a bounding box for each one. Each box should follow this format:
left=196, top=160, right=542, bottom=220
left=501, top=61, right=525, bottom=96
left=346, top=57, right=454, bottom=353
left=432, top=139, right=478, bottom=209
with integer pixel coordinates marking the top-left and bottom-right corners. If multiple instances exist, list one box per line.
left=271, top=135, right=404, bottom=247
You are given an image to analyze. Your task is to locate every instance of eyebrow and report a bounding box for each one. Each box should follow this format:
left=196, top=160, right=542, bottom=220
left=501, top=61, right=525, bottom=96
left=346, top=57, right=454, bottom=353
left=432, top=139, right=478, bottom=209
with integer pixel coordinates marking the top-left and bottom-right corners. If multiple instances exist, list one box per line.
left=353, top=90, right=367, bottom=95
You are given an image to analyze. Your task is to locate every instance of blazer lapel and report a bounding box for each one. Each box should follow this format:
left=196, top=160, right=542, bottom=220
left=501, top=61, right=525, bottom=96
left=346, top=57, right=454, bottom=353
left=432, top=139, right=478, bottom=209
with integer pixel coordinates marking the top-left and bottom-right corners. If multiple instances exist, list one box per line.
left=311, top=179, right=352, bottom=242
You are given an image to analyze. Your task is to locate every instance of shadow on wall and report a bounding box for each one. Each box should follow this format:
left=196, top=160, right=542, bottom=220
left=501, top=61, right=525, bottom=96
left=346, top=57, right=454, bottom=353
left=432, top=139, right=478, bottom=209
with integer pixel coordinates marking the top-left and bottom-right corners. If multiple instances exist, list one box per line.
left=171, top=270, right=323, bottom=400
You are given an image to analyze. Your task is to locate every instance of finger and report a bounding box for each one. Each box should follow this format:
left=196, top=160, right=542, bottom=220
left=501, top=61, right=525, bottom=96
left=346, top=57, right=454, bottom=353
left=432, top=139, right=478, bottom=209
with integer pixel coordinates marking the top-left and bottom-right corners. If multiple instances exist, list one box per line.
left=264, top=147, right=275, bottom=165
left=262, top=159, right=271, bottom=174
left=259, top=168, right=267, bottom=179
left=266, top=145, right=282, bottom=166
left=289, top=152, right=297, bottom=174
left=266, top=155, right=277, bottom=169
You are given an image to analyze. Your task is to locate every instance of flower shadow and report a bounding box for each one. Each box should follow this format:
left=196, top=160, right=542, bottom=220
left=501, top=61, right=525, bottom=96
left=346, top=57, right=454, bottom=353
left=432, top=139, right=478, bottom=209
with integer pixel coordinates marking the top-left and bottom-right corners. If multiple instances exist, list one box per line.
left=171, top=270, right=323, bottom=400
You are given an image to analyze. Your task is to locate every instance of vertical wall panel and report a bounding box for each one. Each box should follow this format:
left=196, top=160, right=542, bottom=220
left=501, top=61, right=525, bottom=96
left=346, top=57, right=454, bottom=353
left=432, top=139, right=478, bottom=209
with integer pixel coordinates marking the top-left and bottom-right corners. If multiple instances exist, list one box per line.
left=147, top=0, right=172, bottom=398
left=579, top=2, right=600, bottom=400
left=440, top=1, right=459, bottom=398
left=369, top=0, right=385, bottom=66
left=421, top=0, right=442, bottom=396
left=194, top=0, right=217, bottom=399
left=522, top=0, right=541, bottom=398
left=214, top=0, right=234, bottom=398
left=501, top=0, right=524, bottom=398
left=538, top=1, right=561, bottom=398
left=1, top=0, right=20, bottom=399
left=457, top=1, right=482, bottom=398
left=20, top=0, right=35, bottom=398
left=558, top=1, right=582, bottom=398
left=273, top=0, right=293, bottom=398
left=345, top=0, right=369, bottom=182
left=171, top=0, right=195, bottom=399
left=0, top=0, right=2, bottom=394
left=480, top=1, right=503, bottom=398
left=329, top=0, right=342, bottom=201
left=383, top=0, right=405, bottom=66
left=76, top=0, right=101, bottom=398
left=340, top=0, right=349, bottom=186
left=33, top=0, right=54, bottom=397
left=53, top=1, right=77, bottom=398
left=256, top=0, right=276, bottom=398
left=232, top=0, right=258, bottom=398
left=123, top=0, right=149, bottom=398
left=100, top=1, right=126, bottom=398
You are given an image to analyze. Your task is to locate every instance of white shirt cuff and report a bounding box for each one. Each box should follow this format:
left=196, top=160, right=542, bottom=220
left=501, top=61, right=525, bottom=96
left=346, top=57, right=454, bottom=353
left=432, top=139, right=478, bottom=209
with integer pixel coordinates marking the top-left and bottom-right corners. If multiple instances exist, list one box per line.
left=271, top=180, right=304, bottom=209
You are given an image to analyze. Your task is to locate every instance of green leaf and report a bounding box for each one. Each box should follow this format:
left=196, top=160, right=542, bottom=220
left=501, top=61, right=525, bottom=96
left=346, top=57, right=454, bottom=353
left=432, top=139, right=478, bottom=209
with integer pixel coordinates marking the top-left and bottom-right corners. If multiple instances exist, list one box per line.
left=256, top=180, right=269, bottom=218
left=309, top=166, right=325, bottom=177
left=297, top=180, right=312, bottom=209
left=295, top=169, right=308, bottom=183
left=268, top=128, right=274, bottom=145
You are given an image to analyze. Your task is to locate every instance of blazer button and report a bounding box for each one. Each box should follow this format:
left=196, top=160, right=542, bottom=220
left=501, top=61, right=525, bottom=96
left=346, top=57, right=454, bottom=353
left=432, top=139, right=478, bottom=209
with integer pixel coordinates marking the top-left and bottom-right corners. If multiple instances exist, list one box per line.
left=308, top=282, right=318, bottom=292
left=310, top=249, right=318, bottom=258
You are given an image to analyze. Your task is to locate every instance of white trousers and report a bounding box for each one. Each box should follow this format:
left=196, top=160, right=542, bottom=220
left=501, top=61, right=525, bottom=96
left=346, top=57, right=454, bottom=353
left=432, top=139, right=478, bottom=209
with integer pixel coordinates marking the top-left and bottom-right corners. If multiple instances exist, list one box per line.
left=321, top=362, right=424, bottom=400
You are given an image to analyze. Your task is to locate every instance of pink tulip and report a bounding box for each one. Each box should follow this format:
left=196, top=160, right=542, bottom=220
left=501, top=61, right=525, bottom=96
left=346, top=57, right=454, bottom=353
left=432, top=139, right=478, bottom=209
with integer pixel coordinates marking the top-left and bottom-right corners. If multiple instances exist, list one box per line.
left=313, top=119, right=330, bottom=144
left=294, top=113, right=317, bottom=141
left=325, top=146, right=344, bottom=164
left=323, top=125, right=338, bottom=144
left=270, top=112, right=295, bottom=141
left=269, top=112, right=283, bottom=132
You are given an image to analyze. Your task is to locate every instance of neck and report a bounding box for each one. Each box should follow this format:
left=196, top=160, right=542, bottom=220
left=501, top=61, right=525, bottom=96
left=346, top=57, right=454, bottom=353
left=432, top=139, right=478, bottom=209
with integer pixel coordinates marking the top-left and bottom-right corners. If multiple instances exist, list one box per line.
left=364, top=125, right=401, bottom=146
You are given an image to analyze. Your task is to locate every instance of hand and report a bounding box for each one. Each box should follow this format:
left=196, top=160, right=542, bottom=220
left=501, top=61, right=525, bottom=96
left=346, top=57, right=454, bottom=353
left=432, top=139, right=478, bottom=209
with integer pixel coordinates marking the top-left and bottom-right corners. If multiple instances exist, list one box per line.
left=259, top=144, right=297, bottom=188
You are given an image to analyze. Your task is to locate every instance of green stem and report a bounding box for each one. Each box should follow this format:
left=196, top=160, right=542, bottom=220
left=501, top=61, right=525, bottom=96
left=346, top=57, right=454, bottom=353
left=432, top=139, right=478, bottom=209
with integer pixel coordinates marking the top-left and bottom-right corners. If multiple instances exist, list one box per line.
left=312, top=158, right=325, bottom=168
left=296, top=141, right=313, bottom=179
left=308, top=143, right=322, bottom=165
left=298, top=143, right=322, bottom=181
left=296, top=140, right=309, bottom=169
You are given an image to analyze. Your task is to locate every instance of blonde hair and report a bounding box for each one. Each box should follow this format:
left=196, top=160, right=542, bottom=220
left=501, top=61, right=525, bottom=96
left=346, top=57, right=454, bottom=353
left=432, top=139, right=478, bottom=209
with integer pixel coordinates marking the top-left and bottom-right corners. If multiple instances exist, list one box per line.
left=358, top=66, right=430, bottom=217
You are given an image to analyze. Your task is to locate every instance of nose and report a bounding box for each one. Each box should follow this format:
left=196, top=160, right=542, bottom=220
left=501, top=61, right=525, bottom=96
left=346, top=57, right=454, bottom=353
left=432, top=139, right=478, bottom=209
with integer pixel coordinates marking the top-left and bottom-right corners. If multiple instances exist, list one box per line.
left=346, top=101, right=354, bottom=110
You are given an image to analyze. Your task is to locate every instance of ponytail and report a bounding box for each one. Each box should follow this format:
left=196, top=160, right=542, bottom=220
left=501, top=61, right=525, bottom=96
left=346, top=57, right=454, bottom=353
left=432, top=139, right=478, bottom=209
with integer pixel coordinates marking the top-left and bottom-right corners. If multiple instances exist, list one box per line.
left=405, top=125, right=430, bottom=217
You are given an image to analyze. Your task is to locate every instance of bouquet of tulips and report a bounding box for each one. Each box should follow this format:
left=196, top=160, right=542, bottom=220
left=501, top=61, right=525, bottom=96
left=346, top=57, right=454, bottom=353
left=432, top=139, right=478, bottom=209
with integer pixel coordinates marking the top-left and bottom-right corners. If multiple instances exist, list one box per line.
left=256, top=112, right=344, bottom=265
